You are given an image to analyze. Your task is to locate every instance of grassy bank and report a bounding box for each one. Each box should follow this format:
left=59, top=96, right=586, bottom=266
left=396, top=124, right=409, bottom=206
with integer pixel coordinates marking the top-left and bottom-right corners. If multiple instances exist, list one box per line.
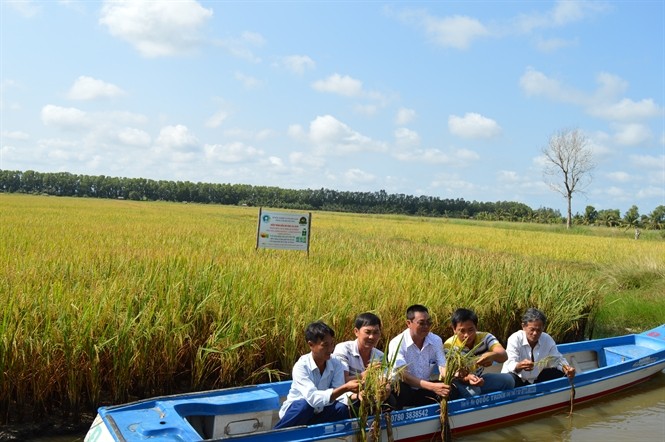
left=1, top=194, right=663, bottom=422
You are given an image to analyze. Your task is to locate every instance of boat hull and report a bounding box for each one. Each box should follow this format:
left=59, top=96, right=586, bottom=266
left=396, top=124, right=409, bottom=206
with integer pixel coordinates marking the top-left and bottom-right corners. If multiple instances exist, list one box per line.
left=84, top=325, right=665, bottom=442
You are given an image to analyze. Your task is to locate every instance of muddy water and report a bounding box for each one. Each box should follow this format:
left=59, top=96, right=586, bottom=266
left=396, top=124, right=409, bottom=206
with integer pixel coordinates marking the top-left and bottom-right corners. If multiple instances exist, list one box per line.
left=26, top=372, right=665, bottom=442
left=456, top=370, right=665, bottom=441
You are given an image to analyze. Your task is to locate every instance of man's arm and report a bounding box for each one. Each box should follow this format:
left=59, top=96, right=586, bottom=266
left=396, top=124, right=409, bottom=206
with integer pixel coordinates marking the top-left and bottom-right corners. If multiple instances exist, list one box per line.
left=401, top=371, right=450, bottom=398
left=501, top=334, right=522, bottom=373
left=544, top=334, right=576, bottom=379
left=476, top=343, right=508, bottom=367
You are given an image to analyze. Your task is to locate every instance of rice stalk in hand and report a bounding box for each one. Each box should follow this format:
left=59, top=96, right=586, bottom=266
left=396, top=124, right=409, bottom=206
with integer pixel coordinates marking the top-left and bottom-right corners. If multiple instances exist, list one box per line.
left=532, top=355, right=560, bottom=368
left=534, top=356, right=576, bottom=417
left=439, top=340, right=482, bottom=442
left=355, top=343, right=404, bottom=442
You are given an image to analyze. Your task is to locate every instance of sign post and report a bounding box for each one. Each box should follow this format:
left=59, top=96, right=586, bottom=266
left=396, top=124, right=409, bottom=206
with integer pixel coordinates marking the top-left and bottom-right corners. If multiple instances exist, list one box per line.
left=256, top=208, right=311, bottom=256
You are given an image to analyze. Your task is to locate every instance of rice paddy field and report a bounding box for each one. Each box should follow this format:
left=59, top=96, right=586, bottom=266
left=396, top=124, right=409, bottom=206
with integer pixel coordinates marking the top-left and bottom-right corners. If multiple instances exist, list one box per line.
left=1, top=193, right=664, bottom=422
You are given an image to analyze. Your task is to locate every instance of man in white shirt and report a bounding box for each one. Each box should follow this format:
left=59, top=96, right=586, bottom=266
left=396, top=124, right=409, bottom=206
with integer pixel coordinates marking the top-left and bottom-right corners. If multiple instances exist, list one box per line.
left=333, top=312, right=385, bottom=381
left=502, top=308, right=576, bottom=386
left=388, top=304, right=450, bottom=408
left=274, top=322, right=359, bottom=429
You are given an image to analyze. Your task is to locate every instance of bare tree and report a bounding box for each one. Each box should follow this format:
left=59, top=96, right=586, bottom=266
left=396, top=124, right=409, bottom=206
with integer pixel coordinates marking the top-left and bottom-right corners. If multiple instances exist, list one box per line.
left=542, top=128, right=595, bottom=229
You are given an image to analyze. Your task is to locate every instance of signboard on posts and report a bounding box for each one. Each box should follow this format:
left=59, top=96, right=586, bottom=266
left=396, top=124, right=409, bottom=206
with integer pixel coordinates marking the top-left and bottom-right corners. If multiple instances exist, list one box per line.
left=256, top=208, right=311, bottom=254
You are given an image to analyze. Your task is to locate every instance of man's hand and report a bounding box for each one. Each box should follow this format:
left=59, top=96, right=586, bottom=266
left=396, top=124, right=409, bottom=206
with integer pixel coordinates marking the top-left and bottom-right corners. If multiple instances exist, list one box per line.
left=516, top=358, right=534, bottom=372
left=424, top=381, right=450, bottom=398
left=475, top=352, right=494, bottom=367
left=465, top=374, right=484, bottom=387
left=345, top=378, right=360, bottom=393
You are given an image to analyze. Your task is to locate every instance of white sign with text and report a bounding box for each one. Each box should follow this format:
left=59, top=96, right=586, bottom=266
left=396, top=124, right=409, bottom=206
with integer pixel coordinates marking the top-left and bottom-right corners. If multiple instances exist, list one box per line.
left=256, top=209, right=311, bottom=252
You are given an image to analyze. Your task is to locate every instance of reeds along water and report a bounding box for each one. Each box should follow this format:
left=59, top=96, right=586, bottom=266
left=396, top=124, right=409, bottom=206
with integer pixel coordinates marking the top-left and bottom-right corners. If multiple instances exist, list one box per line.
left=1, top=194, right=662, bottom=422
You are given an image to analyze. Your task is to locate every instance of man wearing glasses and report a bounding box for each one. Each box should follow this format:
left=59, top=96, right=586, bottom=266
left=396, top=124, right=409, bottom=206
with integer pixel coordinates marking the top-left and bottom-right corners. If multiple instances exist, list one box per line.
left=388, top=304, right=451, bottom=408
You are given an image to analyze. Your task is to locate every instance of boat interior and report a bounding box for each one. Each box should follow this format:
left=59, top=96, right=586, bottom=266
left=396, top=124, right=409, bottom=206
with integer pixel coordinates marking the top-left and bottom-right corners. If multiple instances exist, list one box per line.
left=178, top=333, right=665, bottom=440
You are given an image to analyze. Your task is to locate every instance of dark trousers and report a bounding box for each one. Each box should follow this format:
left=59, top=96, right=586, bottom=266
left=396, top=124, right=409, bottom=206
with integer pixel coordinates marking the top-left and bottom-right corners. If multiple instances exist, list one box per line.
left=395, top=381, right=442, bottom=409
left=511, top=367, right=565, bottom=387
left=273, top=399, right=350, bottom=429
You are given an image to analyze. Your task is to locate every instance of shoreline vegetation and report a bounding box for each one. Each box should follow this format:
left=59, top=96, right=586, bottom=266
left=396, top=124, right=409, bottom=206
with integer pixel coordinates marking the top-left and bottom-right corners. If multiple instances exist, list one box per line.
left=1, top=194, right=663, bottom=434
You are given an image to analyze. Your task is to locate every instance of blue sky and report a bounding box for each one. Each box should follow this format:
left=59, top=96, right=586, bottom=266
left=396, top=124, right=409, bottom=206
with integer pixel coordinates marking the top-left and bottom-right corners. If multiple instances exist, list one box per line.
left=1, top=1, right=663, bottom=216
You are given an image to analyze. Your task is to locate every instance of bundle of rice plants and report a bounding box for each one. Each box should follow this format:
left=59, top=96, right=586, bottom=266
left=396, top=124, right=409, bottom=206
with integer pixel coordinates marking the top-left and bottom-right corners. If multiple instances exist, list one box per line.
left=354, top=342, right=404, bottom=442
left=439, top=340, right=482, bottom=441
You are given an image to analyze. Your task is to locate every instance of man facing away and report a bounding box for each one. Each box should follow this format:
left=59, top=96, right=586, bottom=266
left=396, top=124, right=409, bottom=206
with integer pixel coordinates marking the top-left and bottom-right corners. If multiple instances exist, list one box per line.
left=388, top=304, right=451, bottom=408
left=274, top=321, right=359, bottom=429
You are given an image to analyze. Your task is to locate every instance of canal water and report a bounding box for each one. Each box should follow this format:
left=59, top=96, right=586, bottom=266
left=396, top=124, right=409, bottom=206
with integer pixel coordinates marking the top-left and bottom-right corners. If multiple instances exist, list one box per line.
left=26, top=371, right=665, bottom=442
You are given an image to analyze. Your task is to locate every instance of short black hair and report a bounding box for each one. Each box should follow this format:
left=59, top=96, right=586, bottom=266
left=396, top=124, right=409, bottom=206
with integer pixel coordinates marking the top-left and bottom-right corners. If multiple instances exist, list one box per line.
left=521, top=308, right=547, bottom=326
left=450, top=308, right=478, bottom=327
left=406, top=304, right=429, bottom=320
left=305, top=321, right=335, bottom=343
left=354, top=312, right=382, bottom=329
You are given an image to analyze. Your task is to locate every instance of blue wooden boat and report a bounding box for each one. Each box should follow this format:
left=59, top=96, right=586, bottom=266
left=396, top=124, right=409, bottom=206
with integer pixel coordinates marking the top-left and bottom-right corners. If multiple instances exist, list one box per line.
left=84, top=325, right=665, bottom=442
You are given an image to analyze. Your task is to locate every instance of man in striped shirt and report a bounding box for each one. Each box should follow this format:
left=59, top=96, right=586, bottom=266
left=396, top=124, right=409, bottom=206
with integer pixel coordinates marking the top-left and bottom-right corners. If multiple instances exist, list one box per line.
left=444, top=308, right=515, bottom=397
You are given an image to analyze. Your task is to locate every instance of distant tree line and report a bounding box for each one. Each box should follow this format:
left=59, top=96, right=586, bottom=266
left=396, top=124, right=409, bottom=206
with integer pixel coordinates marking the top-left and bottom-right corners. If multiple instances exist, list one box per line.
left=1, top=169, right=663, bottom=229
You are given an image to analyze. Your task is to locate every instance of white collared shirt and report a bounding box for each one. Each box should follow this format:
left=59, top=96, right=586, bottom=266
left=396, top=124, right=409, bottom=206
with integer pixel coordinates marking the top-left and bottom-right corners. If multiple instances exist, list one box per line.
left=333, top=339, right=384, bottom=379
left=388, top=329, right=446, bottom=385
left=501, top=330, right=569, bottom=383
left=278, top=352, right=348, bottom=418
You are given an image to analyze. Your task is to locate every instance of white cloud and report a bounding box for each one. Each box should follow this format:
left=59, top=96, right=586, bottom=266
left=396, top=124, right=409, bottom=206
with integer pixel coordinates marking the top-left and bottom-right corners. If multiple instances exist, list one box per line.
left=395, top=2, right=606, bottom=51
left=448, top=113, right=502, bottom=139
left=287, top=124, right=306, bottom=140
left=344, top=168, right=376, bottom=184
left=241, top=31, right=265, bottom=47
left=306, top=115, right=386, bottom=154
left=289, top=151, right=325, bottom=169
left=7, top=0, right=40, bottom=17
left=497, top=170, right=520, bottom=183
left=395, top=108, right=416, bottom=125
left=205, top=110, right=229, bottom=128
left=534, top=37, right=577, bottom=53
left=532, top=154, right=549, bottom=168
left=155, top=125, right=199, bottom=151
left=117, top=127, right=151, bottom=146
left=255, top=129, right=275, bottom=141
left=590, top=98, right=663, bottom=121
left=455, top=148, right=481, bottom=161
left=520, top=68, right=662, bottom=125
left=519, top=67, right=586, bottom=105
left=354, top=104, right=378, bottom=116
left=630, top=154, right=665, bottom=170
left=311, top=74, right=363, bottom=97
left=99, top=0, right=213, bottom=57
left=394, top=128, right=420, bottom=147
left=423, top=14, right=489, bottom=49
left=204, top=142, right=263, bottom=162
left=514, top=0, right=609, bottom=33
left=606, top=171, right=631, bottom=183
left=41, top=104, right=90, bottom=129
left=2, top=130, right=30, bottom=140
left=636, top=186, right=665, bottom=199
left=281, top=55, right=315, bottom=74
left=235, top=72, right=261, bottom=89
left=613, top=123, right=652, bottom=145
left=394, top=147, right=478, bottom=165
left=67, top=76, right=126, bottom=100
left=605, top=186, right=630, bottom=199
left=106, top=111, right=148, bottom=125
left=215, top=31, right=265, bottom=63
left=430, top=173, right=477, bottom=192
